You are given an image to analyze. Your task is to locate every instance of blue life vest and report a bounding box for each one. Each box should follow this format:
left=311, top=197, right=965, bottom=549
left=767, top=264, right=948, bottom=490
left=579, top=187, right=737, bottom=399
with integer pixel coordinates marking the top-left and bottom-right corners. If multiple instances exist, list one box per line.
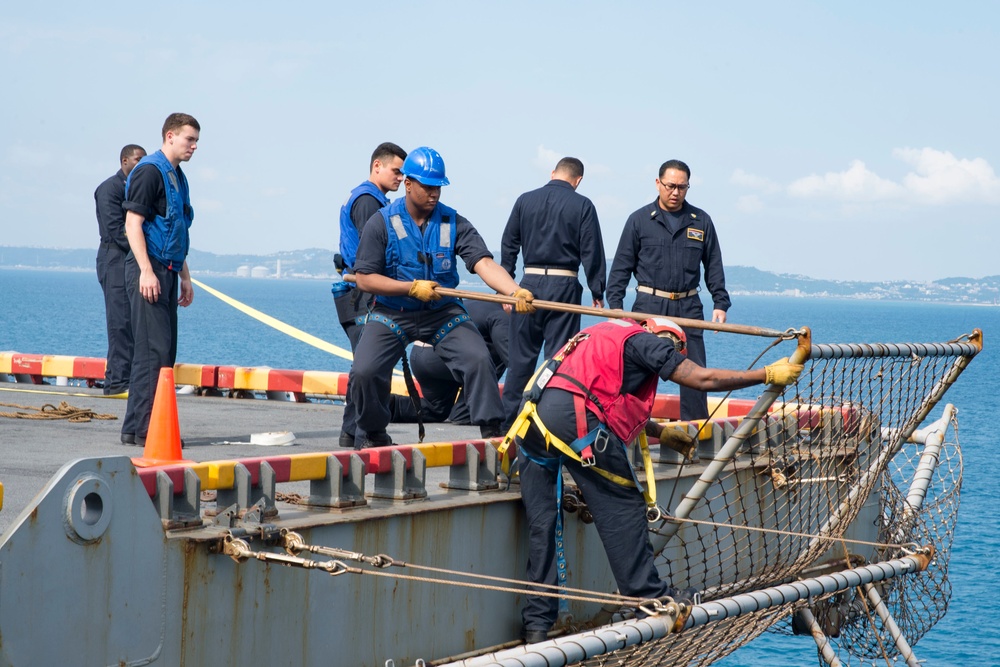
left=339, top=181, right=389, bottom=271
left=377, top=197, right=461, bottom=311
left=125, top=150, right=193, bottom=271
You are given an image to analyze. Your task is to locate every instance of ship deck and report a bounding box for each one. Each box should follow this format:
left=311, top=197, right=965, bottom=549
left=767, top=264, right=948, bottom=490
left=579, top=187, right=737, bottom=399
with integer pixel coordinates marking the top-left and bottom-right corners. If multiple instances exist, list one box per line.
left=0, top=380, right=484, bottom=536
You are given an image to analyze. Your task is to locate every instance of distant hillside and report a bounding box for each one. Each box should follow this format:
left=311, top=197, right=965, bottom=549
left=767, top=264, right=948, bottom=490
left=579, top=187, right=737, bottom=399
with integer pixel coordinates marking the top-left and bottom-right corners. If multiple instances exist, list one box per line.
left=0, top=245, right=338, bottom=278
left=2, top=246, right=998, bottom=305
left=724, top=265, right=1000, bottom=303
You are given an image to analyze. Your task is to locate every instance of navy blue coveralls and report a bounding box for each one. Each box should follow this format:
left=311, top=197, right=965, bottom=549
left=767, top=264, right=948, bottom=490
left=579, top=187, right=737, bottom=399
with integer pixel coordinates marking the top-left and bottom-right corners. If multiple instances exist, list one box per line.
left=403, top=300, right=510, bottom=424
left=499, top=179, right=606, bottom=428
left=121, top=151, right=193, bottom=442
left=519, top=331, right=683, bottom=633
left=336, top=181, right=389, bottom=440
left=606, top=200, right=730, bottom=420
left=350, top=200, right=504, bottom=441
left=94, top=168, right=133, bottom=394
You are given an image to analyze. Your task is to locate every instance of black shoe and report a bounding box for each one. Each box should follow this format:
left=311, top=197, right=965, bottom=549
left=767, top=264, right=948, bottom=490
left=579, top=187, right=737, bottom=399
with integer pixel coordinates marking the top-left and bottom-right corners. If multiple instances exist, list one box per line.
left=361, top=431, right=393, bottom=448
left=338, top=432, right=356, bottom=449
left=522, top=628, right=548, bottom=644
left=479, top=420, right=504, bottom=439
left=120, top=433, right=136, bottom=445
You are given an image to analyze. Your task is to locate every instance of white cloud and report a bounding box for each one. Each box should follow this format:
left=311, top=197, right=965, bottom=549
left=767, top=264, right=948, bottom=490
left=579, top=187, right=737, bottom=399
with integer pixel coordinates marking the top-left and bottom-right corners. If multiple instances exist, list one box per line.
left=894, top=147, right=1000, bottom=204
left=788, top=159, right=906, bottom=201
left=535, top=145, right=561, bottom=170
left=784, top=150, right=1000, bottom=205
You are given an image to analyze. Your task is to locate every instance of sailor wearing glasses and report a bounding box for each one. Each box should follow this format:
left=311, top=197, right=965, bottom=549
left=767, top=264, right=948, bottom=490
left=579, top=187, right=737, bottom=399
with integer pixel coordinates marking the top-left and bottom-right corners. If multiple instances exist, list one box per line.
left=606, top=159, right=731, bottom=421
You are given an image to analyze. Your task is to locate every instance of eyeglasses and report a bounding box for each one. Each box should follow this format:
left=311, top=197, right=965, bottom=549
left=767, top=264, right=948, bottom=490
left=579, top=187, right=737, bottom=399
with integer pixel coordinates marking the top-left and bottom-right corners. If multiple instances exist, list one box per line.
left=659, top=181, right=690, bottom=192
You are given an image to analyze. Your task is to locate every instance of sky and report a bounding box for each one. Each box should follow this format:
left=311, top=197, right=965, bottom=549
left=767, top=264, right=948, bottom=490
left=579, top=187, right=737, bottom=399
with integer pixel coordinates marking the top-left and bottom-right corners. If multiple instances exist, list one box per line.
left=1, top=1, right=997, bottom=282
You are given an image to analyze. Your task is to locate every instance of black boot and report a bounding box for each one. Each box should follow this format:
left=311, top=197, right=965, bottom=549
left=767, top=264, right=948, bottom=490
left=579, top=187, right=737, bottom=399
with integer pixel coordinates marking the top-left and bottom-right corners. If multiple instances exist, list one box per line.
left=480, top=420, right=503, bottom=439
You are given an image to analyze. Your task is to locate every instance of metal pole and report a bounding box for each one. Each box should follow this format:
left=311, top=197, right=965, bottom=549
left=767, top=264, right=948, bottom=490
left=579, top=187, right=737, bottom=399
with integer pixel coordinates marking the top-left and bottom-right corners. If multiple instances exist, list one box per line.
left=441, top=554, right=930, bottom=667
left=863, top=583, right=921, bottom=667
left=797, top=607, right=843, bottom=667
left=445, top=606, right=680, bottom=667
left=904, top=404, right=954, bottom=519
left=683, top=553, right=932, bottom=630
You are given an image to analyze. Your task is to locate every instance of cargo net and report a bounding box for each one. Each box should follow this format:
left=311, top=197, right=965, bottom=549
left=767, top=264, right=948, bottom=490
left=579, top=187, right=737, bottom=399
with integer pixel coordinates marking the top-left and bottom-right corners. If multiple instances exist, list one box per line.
left=573, top=333, right=977, bottom=667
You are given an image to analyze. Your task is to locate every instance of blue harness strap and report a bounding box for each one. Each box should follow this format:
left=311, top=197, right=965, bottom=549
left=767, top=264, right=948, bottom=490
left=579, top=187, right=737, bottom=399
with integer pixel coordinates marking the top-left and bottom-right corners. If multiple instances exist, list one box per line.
left=364, top=312, right=411, bottom=348
left=430, top=312, right=471, bottom=346
left=521, top=450, right=571, bottom=617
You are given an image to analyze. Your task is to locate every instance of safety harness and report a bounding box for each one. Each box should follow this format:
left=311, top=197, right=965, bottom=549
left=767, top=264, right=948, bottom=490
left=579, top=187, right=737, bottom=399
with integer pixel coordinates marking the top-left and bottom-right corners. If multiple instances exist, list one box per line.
left=497, top=331, right=659, bottom=617
left=498, top=333, right=657, bottom=508
left=361, top=310, right=471, bottom=443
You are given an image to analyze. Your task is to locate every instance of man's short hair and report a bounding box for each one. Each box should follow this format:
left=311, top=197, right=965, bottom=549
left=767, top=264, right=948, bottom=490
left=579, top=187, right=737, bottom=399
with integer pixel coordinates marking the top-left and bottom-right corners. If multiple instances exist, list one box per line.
left=120, top=144, right=145, bottom=162
left=555, top=157, right=584, bottom=179
left=161, top=113, right=201, bottom=140
left=659, top=159, right=691, bottom=179
left=371, top=142, right=407, bottom=170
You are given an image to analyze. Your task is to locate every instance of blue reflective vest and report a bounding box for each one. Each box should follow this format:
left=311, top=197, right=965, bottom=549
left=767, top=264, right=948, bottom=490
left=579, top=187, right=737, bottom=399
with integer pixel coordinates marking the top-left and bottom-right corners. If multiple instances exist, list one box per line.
left=339, top=181, right=389, bottom=271
left=377, top=198, right=461, bottom=311
left=125, top=150, right=193, bottom=271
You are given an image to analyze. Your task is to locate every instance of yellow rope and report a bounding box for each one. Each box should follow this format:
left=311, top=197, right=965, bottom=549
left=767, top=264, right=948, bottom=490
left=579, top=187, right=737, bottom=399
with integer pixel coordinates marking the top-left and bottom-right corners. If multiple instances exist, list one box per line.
left=192, top=277, right=403, bottom=377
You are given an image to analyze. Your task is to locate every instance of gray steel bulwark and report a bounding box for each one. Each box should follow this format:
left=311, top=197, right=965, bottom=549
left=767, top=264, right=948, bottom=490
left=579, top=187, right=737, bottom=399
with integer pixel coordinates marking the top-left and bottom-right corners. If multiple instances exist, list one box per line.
left=0, top=457, right=169, bottom=666
left=1, top=455, right=608, bottom=666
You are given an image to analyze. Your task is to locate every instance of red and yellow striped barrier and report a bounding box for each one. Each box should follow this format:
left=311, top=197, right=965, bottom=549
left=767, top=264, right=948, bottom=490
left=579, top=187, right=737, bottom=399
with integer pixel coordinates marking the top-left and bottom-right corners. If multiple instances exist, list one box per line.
left=136, top=439, right=493, bottom=496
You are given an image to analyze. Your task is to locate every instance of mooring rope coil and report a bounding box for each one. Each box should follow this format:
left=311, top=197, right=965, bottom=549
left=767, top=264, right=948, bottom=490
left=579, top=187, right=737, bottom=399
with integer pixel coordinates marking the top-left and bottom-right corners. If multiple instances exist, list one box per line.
left=0, top=401, right=117, bottom=422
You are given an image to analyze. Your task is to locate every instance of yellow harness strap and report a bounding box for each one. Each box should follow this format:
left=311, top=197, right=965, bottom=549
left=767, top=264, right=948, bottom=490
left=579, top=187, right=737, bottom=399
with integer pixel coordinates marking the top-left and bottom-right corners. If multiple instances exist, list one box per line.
left=498, top=402, right=657, bottom=507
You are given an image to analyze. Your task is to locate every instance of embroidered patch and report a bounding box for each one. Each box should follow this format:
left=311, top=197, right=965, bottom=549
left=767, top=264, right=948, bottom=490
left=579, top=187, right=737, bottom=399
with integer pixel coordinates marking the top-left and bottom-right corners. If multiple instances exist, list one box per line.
left=687, top=228, right=705, bottom=242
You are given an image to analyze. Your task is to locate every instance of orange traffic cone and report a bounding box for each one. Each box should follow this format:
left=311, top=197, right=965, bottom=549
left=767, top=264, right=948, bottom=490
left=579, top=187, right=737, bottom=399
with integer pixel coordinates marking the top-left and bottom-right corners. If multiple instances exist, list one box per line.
left=131, top=367, right=193, bottom=468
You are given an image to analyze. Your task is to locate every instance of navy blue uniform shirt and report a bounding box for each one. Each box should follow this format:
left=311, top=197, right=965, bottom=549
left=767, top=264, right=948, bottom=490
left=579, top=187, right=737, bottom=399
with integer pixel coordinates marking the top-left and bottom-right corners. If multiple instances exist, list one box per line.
left=349, top=193, right=385, bottom=238
left=94, top=169, right=130, bottom=252
left=607, top=200, right=730, bottom=312
left=500, top=179, right=606, bottom=301
left=621, top=330, right=686, bottom=392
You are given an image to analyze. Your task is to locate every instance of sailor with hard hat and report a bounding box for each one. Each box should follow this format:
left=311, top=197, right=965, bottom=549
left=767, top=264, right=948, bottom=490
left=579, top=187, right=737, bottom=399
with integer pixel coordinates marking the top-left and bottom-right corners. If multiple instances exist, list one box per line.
left=350, top=147, right=535, bottom=448
left=503, top=316, right=802, bottom=643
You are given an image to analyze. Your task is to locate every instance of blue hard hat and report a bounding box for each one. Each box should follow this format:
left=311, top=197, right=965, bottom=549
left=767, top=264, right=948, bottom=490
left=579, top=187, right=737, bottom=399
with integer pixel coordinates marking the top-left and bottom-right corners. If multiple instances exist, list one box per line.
left=402, top=146, right=450, bottom=186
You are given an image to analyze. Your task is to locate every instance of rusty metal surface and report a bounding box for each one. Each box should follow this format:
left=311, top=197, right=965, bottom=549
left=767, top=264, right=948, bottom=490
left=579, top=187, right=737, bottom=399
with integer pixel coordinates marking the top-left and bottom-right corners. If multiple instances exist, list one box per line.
left=0, top=443, right=875, bottom=666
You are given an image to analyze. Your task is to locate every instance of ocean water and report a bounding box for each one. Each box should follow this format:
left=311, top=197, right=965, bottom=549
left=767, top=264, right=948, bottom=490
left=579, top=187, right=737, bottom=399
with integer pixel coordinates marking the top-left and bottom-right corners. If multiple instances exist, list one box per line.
left=1, top=269, right=997, bottom=665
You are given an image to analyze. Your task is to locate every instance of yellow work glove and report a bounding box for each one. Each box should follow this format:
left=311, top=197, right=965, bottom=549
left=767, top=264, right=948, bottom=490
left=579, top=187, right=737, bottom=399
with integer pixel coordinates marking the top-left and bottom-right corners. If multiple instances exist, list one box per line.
left=659, top=425, right=696, bottom=459
left=764, top=357, right=804, bottom=385
left=408, top=280, right=441, bottom=302
left=511, top=288, right=536, bottom=314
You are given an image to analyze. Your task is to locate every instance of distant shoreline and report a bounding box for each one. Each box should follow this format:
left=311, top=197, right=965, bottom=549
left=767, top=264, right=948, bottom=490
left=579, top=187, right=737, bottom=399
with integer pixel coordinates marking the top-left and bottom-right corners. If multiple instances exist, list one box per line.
left=3, top=264, right=996, bottom=308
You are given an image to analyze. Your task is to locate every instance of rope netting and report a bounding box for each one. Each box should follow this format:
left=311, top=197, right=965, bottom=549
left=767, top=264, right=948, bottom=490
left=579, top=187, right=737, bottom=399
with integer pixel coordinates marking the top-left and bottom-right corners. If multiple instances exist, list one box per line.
left=571, top=332, right=978, bottom=667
